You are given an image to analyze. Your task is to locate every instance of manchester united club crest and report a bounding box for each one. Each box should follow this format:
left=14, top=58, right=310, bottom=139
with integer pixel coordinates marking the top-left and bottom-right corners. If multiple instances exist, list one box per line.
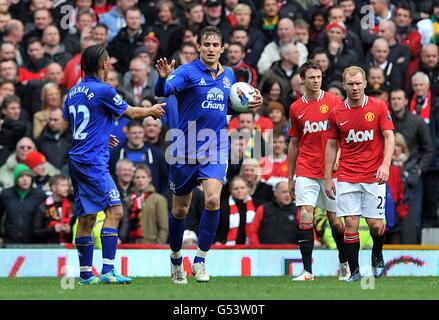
left=365, top=112, right=375, bottom=122
left=320, top=104, right=329, bottom=113
left=223, top=76, right=231, bottom=89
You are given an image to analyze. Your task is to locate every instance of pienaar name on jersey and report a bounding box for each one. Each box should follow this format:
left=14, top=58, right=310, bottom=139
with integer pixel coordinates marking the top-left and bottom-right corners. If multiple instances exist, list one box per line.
left=345, top=129, right=374, bottom=143
left=303, top=120, right=328, bottom=133
left=201, top=88, right=226, bottom=111
left=68, top=85, right=95, bottom=100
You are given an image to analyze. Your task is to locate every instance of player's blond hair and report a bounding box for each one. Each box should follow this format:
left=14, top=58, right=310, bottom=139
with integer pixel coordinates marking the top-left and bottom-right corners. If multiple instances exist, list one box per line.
left=342, top=66, right=366, bottom=82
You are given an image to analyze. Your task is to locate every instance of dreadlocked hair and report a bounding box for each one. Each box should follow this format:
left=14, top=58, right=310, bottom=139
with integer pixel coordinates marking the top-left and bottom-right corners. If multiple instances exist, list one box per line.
left=81, top=45, right=109, bottom=79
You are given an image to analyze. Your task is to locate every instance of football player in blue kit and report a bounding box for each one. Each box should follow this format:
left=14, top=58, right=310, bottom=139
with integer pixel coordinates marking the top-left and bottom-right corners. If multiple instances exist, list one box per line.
left=155, top=26, right=263, bottom=284
left=63, top=45, right=165, bottom=285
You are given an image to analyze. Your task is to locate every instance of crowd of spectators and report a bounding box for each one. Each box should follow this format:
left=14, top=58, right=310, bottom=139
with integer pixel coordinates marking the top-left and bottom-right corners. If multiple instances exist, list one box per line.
left=0, top=0, right=438, bottom=247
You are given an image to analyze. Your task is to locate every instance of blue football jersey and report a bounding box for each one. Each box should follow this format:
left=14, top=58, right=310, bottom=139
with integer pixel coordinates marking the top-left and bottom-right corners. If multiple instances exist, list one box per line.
left=63, top=76, right=128, bottom=166
left=164, top=59, right=236, bottom=163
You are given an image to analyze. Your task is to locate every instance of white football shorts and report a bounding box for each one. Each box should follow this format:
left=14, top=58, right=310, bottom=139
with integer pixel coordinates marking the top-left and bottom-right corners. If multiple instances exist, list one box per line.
left=295, top=176, right=336, bottom=212
left=336, top=181, right=386, bottom=219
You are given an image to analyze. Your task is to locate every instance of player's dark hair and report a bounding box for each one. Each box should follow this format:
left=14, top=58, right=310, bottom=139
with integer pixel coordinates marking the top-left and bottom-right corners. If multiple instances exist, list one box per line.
left=197, top=26, right=224, bottom=47
left=299, top=60, right=323, bottom=79
left=81, top=44, right=109, bottom=79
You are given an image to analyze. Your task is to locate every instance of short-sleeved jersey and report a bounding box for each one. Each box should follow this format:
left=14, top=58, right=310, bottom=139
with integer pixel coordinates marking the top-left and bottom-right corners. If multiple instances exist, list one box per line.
left=288, top=90, right=342, bottom=178
left=327, top=96, right=394, bottom=183
left=165, top=59, right=236, bottom=163
left=63, top=76, right=128, bottom=166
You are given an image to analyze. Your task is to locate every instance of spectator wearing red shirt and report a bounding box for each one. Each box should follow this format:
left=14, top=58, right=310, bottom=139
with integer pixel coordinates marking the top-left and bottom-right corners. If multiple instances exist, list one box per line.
left=18, top=37, right=50, bottom=82
left=394, top=3, right=422, bottom=88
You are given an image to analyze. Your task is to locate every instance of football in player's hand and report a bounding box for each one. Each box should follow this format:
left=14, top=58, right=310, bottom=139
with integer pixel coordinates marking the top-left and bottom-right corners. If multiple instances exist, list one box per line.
left=228, top=82, right=255, bottom=113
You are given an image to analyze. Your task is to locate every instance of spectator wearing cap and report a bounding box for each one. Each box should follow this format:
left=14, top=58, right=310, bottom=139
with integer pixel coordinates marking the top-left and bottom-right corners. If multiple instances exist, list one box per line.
left=0, top=137, right=35, bottom=189
left=107, top=6, right=148, bottom=75
left=323, top=21, right=359, bottom=82
left=36, top=108, right=72, bottom=171
left=24, top=150, right=60, bottom=192
left=315, top=6, right=364, bottom=61
left=143, top=32, right=163, bottom=63
left=150, top=0, right=182, bottom=58
left=204, top=0, right=233, bottom=44
left=366, top=37, right=404, bottom=91
left=99, top=0, right=146, bottom=42
left=0, top=163, right=46, bottom=244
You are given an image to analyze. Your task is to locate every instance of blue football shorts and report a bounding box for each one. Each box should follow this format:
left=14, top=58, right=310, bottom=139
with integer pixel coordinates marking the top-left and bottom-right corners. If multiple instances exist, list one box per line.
left=69, top=160, right=122, bottom=216
left=169, top=161, right=228, bottom=196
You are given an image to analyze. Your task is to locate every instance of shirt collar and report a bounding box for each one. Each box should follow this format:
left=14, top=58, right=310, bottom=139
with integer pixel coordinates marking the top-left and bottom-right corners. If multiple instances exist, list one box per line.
left=302, top=89, right=324, bottom=104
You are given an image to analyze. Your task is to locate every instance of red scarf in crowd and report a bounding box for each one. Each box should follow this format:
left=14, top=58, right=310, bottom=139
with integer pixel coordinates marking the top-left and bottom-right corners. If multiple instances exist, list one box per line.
left=410, top=89, right=431, bottom=124
left=45, top=196, right=71, bottom=243
left=128, top=191, right=150, bottom=240
left=226, top=195, right=256, bottom=246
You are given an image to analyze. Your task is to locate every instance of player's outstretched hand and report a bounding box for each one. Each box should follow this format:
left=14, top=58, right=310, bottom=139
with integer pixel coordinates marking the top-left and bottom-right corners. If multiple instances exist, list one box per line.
left=375, top=164, right=390, bottom=184
left=156, top=58, right=175, bottom=78
left=324, top=178, right=336, bottom=200
left=109, top=135, right=119, bottom=148
left=248, top=88, right=263, bottom=111
left=150, top=102, right=166, bottom=119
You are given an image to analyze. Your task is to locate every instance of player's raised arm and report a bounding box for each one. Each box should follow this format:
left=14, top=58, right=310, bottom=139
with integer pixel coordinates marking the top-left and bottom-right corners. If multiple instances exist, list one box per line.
left=154, top=57, right=176, bottom=97
left=122, top=103, right=166, bottom=120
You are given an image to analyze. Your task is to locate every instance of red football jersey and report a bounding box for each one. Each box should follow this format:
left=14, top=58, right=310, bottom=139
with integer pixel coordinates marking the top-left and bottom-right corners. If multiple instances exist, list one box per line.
left=259, top=154, right=289, bottom=185
left=288, top=90, right=342, bottom=179
left=327, top=96, right=394, bottom=183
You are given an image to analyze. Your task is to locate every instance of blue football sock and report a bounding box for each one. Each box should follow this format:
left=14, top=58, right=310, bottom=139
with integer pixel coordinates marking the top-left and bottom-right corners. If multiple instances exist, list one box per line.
left=195, top=209, right=220, bottom=263
left=100, top=227, right=118, bottom=275
left=75, top=236, right=94, bottom=279
left=169, top=212, right=187, bottom=259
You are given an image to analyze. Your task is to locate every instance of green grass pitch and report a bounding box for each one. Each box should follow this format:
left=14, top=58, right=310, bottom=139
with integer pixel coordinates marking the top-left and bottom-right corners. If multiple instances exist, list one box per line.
left=0, top=277, right=438, bottom=300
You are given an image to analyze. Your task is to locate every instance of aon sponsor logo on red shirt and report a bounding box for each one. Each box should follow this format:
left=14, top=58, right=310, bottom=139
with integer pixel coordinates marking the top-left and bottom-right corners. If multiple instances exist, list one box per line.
left=346, top=129, right=374, bottom=143
left=303, top=120, right=328, bottom=134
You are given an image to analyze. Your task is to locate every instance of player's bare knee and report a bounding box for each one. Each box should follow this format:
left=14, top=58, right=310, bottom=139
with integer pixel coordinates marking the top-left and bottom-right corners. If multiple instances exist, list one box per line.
left=300, top=206, right=314, bottom=223
left=369, top=223, right=383, bottom=237
left=107, top=206, right=124, bottom=222
left=205, top=195, right=220, bottom=211
left=173, top=206, right=189, bottom=219
left=78, top=215, right=97, bottom=234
